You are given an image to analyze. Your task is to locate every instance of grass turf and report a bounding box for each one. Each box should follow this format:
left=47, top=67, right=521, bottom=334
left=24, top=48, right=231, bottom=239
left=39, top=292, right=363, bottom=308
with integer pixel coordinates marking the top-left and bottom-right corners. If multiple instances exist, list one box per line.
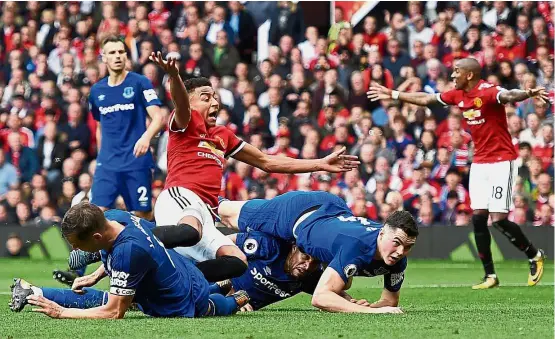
left=0, top=259, right=552, bottom=339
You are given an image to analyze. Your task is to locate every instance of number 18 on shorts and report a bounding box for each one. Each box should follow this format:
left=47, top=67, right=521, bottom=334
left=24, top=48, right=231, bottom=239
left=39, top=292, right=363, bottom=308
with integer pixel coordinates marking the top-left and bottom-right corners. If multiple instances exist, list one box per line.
left=469, top=160, right=518, bottom=213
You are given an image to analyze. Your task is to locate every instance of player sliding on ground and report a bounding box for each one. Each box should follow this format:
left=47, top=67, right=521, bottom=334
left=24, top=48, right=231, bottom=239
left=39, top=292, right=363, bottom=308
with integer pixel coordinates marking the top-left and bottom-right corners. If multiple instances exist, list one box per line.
left=367, top=57, right=547, bottom=289
left=147, top=52, right=360, bottom=282
left=219, top=191, right=418, bottom=314
left=9, top=203, right=249, bottom=318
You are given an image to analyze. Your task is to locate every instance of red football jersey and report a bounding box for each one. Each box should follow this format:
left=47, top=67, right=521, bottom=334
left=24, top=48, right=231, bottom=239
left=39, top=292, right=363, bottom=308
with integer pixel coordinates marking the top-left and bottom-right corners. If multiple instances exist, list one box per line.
left=437, top=80, right=517, bottom=163
left=165, top=110, right=245, bottom=207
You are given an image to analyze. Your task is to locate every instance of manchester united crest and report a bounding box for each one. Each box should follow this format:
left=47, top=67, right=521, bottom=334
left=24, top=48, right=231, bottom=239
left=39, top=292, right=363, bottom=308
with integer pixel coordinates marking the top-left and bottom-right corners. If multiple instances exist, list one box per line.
left=474, top=98, right=483, bottom=108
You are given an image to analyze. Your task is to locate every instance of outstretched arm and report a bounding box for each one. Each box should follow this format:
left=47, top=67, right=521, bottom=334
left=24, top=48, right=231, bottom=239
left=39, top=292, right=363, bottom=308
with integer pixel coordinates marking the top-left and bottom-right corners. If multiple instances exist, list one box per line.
left=27, top=293, right=133, bottom=319
left=367, top=83, right=438, bottom=106
left=149, top=51, right=191, bottom=130
left=311, top=267, right=402, bottom=313
left=233, top=143, right=360, bottom=174
left=370, top=289, right=400, bottom=308
left=498, top=87, right=549, bottom=105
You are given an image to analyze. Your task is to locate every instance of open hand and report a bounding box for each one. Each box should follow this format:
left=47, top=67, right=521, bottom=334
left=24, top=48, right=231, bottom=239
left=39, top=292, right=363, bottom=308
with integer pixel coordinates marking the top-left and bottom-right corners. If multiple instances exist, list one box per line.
left=320, top=146, right=360, bottom=173
left=149, top=51, right=179, bottom=77
left=27, top=295, right=64, bottom=318
left=367, top=83, right=393, bottom=102
left=71, top=274, right=98, bottom=294
left=527, top=87, right=550, bottom=104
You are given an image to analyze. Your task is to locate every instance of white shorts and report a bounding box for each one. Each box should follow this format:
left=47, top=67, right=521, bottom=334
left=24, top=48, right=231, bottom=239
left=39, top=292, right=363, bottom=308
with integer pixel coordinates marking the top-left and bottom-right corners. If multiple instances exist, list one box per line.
left=469, top=160, right=518, bottom=213
left=154, top=187, right=233, bottom=262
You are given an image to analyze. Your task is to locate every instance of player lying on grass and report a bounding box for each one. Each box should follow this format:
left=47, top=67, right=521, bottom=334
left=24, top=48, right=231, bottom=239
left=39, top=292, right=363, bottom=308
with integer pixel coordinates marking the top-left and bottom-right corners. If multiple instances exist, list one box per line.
left=219, top=191, right=418, bottom=314
left=147, top=52, right=360, bottom=283
left=367, top=57, right=547, bottom=289
left=9, top=203, right=249, bottom=319
left=211, top=231, right=387, bottom=312
left=210, top=230, right=321, bottom=311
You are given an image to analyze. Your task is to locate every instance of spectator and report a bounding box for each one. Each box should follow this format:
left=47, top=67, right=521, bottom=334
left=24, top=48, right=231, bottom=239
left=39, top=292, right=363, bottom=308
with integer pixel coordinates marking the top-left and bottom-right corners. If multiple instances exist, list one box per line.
left=269, top=1, right=305, bottom=45
left=6, top=132, right=38, bottom=184
left=36, top=121, right=68, bottom=184
left=0, top=149, right=18, bottom=197
left=227, top=1, right=256, bottom=63
left=5, top=233, right=26, bottom=257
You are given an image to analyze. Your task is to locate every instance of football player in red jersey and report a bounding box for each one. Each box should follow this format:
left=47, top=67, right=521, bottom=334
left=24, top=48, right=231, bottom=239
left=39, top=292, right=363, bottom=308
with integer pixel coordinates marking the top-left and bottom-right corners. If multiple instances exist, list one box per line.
left=368, top=58, right=549, bottom=289
left=149, top=52, right=359, bottom=282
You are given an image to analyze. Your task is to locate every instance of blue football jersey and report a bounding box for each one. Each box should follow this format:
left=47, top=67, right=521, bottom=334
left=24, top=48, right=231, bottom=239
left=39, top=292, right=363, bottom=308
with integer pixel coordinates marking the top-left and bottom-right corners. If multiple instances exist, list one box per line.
left=100, top=210, right=210, bottom=317
left=231, top=232, right=304, bottom=310
left=89, top=72, right=162, bottom=171
left=295, top=203, right=407, bottom=291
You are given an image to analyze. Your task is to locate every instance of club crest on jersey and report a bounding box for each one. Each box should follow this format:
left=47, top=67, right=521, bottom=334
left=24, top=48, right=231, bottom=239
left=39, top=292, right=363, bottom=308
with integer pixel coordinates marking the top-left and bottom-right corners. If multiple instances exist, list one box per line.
left=243, top=238, right=258, bottom=254
left=123, top=87, right=135, bottom=99
left=474, top=98, right=482, bottom=108
left=344, top=264, right=357, bottom=278
left=215, top=136, right=226, bottom=149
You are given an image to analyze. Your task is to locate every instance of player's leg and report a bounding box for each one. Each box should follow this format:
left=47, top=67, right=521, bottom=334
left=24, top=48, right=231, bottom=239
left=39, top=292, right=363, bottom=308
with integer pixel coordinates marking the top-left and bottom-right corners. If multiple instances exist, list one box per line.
left=488, top=160, right=545, bottom=286
left=121, top=169, right=153, bottom=221
left=205, top=291, right=249, bottom=316
left=90, top=167, right=119, bottom=210
left=193, top=205, right=248, bottom=281
left=9, top=278, right=107, bottom=312
left=468, top=163, right=499, bottom=289
left=154, top=187, right=204, bottom=250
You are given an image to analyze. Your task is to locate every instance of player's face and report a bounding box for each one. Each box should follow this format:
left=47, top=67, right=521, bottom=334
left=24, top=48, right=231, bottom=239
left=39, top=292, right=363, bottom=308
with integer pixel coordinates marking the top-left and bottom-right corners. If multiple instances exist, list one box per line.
left=192, top=86, right=219, bottom=127
left=285, top=246, right=319, bottom=279
left=378, top=227, right=416, bottom=266
left=451, top=63, right=471, bottom=90
left=102, top=41, right=128, bottom=73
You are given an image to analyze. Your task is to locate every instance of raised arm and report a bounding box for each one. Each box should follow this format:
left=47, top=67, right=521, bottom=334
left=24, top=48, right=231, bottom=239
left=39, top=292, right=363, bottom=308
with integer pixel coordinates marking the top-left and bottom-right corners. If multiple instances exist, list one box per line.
left=498, top=87, right=549, bottom=105
left=149, top=51, right=191, bottom=130
left=367, top=83, right=438, bottom=106
left=233, top=143, right=360, bottom=174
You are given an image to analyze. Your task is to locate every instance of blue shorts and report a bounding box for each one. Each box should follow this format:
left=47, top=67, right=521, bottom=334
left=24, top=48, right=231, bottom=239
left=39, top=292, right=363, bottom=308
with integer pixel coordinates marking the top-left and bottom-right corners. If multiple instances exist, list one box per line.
left=237, top=191, right=346, bottom=242
left=91, top=167, right=152, bottom=212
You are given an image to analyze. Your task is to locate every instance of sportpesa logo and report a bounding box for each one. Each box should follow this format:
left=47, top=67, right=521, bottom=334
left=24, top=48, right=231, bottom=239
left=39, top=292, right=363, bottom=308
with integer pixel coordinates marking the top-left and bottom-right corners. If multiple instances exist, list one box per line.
left=250, top=267, right=291, bottom=298
left=99, top=103, right=135, bottom=115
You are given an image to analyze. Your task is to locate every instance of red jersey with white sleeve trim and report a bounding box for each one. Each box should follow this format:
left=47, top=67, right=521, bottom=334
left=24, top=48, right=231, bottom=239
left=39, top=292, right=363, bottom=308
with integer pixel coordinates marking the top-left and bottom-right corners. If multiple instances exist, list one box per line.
left=436, top=80, right=517, bottom=163
left=165, top=110, right=246, bottom=207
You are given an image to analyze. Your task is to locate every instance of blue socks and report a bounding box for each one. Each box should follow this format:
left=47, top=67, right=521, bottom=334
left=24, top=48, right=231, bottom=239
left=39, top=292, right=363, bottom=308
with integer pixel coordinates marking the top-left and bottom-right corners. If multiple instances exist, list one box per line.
left=207, top=293, right=238, bottom=316
left=41, top=287, right=107, bottom=309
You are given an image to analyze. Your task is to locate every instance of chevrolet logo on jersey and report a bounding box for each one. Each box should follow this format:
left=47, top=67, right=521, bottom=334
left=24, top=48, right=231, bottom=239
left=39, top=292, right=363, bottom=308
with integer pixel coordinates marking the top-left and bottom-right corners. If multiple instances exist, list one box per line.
left=462, top=109, right=481, bottom=120
left=198, top=141, right=225, bottom=158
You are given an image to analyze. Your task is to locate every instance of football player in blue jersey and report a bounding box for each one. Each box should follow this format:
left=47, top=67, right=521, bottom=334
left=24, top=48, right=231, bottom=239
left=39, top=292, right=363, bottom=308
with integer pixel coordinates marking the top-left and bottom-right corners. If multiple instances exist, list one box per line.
left=218, top=191, right=418, bottom=314
left=9, top=202, right=249, bottom=318
left=88, top=35, right=164, bottom=221
left=210, top=231, right=321, bottom=311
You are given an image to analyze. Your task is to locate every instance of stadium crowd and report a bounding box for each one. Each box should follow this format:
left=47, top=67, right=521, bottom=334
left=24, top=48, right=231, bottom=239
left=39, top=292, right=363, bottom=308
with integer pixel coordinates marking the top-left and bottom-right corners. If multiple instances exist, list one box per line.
left=0, top=1, right=554, bottom=256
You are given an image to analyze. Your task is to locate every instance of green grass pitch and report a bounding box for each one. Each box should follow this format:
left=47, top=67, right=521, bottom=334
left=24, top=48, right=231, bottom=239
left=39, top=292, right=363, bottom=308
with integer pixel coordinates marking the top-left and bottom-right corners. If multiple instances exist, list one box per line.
left=0, top=259, right=552, bottom=339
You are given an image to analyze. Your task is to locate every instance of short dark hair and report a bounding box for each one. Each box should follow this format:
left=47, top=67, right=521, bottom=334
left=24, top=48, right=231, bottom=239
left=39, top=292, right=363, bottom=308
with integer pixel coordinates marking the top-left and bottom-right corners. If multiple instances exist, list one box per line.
left=61, top=202, right=106, bottom=240
left=184, top=77, right=212, bottom=92
left=385, top=210, right=419, bottom=237
left=101, top=35, right=124, bottom=48
left=519, top=142, right=532, bottom=150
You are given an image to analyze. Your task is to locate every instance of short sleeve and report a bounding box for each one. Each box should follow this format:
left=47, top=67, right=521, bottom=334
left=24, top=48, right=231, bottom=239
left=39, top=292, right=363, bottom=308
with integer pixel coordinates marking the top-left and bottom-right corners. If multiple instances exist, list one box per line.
left=383, top=257, right=407, bottom=292
left=221, top=127, right=246, bottom=158
left=483, top=85, right=507, bottom=105
left=89, top=90, right=100, bottom=121
left=138, top=75, right=162, bottom=108
left=236, top=231, right=281, bottom=261
left=108, top=243, right=154, bottom=296
left=436, top=89, right=458, bottom=106
left=328, top=236, right=369, bottom=283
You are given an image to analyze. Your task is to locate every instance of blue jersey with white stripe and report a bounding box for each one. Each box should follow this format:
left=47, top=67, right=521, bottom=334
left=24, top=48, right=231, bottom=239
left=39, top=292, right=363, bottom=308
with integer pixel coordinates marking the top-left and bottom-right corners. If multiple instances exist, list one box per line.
left=89, top=72, right=161, bottom=171
left=231, top=232, right=303, bottom=310
left=100, top=210, right=209, bottom=317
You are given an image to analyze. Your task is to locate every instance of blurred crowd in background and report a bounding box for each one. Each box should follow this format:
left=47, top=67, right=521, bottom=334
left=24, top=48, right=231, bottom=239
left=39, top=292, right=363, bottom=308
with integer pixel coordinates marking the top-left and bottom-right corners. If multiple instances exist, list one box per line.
left=0, top=1, right=554, bottom=256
